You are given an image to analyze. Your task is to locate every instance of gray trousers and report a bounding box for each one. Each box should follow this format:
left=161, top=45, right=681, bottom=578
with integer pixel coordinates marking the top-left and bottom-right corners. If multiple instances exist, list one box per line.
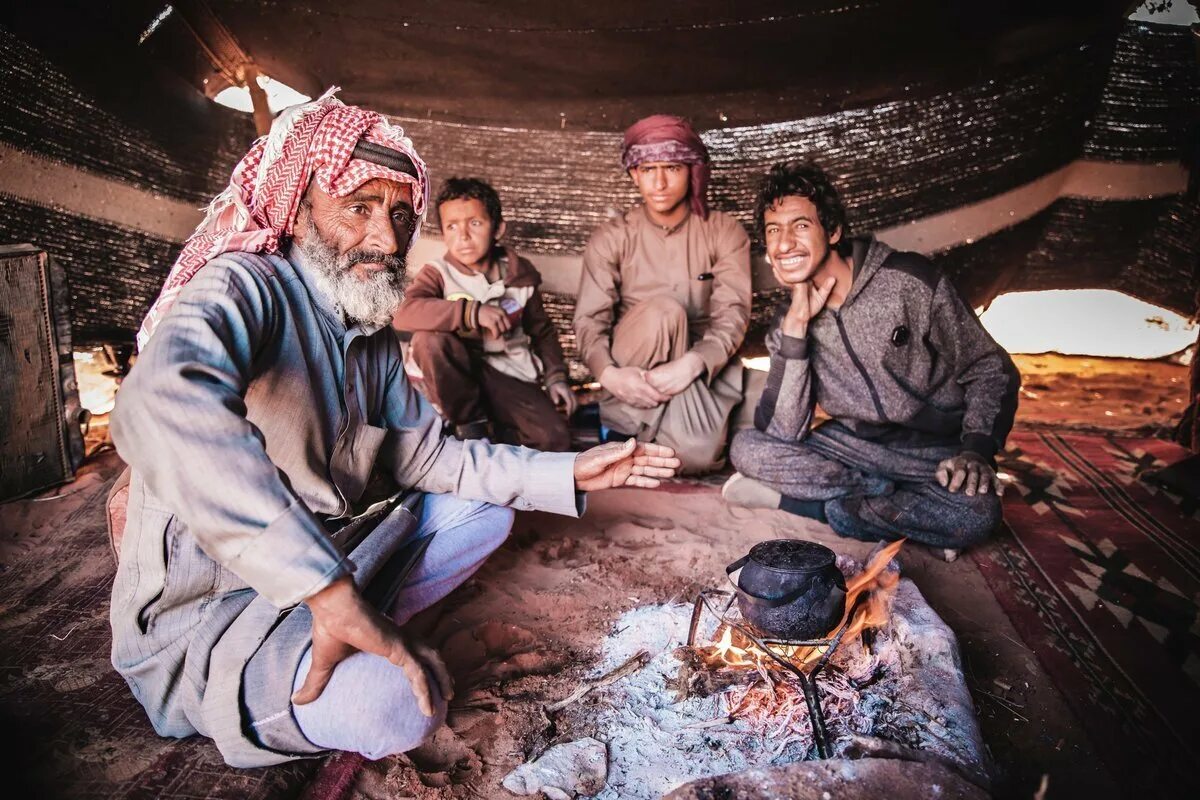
left=730, top=423, right=1001, bottom=549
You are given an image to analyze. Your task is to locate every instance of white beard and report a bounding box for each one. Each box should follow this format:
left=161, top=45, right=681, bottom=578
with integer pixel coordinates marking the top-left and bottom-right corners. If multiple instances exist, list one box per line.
left=298, top=232, right=407, bottom=327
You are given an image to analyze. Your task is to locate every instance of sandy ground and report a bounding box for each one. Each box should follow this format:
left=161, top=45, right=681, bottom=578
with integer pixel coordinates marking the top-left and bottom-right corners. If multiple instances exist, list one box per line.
left=342, top=353, right=1191, bottom=800
left=346, top=491, right=1116, bottom=800
left=1009, top=353, right=1190, bottom=435
left=0, top=353, right=1190, bottom=799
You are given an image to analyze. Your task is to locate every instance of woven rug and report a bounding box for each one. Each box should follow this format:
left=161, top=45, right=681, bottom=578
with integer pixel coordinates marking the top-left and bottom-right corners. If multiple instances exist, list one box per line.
left=972, top=431, right=1200, bottom=797
left=0, top=452, right=315, bottom=799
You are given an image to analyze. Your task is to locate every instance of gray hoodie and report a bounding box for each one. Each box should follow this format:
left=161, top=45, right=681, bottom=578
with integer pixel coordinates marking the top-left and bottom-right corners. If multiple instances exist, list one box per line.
left=755, top=238, right=1020, bottom=464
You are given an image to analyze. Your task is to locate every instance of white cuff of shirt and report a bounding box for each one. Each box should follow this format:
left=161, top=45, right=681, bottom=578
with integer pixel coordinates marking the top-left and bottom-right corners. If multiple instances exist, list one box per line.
left=518, top=450, right=586, bottom=517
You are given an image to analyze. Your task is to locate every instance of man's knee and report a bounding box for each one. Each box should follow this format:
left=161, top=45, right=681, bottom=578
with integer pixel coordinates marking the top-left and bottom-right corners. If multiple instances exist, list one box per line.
left=479, top=504, right=516, bottom=551
left=293, top=651, right=449, bottom=760
left=668, top=434, right=727, bottom=475
left=729, top=428, right=771, bottom=477
left=422, top=494, right=514, bottom=549
left=951, top=491, right=1002, bottom=547
left=520, top=418, right=572, bottom=452
left=352, top=681, right=448, bottom=759
left=636, top=295, right=688, bottom=326
left=465, top=501, right=516, bottom=557
left=409, top=330, right=464, bottom=363
left=612, top=295, right=689, bottom=367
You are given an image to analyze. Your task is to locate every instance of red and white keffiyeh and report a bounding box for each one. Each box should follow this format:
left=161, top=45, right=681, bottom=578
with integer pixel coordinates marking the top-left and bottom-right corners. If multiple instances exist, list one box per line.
left=137, top=88, right=430, bottom=349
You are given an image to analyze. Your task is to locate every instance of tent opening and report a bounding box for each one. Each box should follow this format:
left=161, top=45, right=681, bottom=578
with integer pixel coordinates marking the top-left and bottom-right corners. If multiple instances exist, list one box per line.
left=978, top=289, right=1195, bottom=360
left=213, top=74, right=311, bottom=114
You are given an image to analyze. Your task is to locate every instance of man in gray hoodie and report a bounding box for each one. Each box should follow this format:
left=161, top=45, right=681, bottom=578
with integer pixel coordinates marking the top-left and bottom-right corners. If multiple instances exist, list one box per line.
left=723, top=162, right=1020, bottom=556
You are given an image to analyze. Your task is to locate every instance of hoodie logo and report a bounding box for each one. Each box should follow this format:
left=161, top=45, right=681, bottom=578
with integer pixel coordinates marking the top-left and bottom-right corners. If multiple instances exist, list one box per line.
left=891, top=325, right=910, bottom=346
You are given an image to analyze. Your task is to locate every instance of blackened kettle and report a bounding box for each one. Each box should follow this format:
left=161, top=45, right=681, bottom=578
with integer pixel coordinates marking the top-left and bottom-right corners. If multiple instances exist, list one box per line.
left=726, top=540, right=847, bottom=640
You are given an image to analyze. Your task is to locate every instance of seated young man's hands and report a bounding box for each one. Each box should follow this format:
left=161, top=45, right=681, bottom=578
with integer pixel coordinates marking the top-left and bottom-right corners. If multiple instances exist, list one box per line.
left=644, top=352, right=705, bottom=398
left=293, top=575, right=452, bottom=715
left=547, top=380, right=578, bottom=417
left=476, top=304, right=512, bottom=339
left=573, top=438, right=680, bottom=491
left=935, top=453, right=1003, bottom=497
left=599, top=365, right=669, bottom=409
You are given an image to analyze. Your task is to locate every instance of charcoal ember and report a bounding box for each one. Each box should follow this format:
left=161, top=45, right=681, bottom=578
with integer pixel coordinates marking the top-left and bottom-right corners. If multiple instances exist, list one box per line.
left=671, top=646, right=703, bottom=667
left=671, top=646, right=761, bottom=698
left=672, top=658, right=693, bottom=703
left=692, top=667, right=759, bottom=698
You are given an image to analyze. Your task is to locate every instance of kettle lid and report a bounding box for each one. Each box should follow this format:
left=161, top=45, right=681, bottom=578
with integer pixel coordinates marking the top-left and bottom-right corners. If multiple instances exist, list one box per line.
left=747, top=539, right=836, bottom=573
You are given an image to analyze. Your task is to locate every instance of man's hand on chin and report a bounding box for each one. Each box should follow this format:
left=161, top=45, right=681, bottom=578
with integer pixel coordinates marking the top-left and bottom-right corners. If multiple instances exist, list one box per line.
left=573, top=438, right=681, bottom=491
left=293, top=576, right=453, bottom=714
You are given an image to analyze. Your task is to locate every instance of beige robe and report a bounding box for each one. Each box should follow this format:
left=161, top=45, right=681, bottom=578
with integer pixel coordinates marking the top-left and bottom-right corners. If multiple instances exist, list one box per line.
left=574, top=206, right=752, bottom=471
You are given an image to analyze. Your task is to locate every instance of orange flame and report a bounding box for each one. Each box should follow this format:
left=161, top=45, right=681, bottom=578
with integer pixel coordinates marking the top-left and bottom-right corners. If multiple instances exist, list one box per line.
left=788, top=538, right=905, bottom=664
left=711, top=625, right=765, bottom=667
left=706, top=539, right=907, bottom=669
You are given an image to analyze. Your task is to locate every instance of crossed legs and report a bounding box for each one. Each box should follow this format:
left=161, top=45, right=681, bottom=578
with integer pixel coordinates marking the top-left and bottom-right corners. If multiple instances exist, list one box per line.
left=729, top=427, right=1000, bottom=549
left=290, top=494, right=514, bottom=758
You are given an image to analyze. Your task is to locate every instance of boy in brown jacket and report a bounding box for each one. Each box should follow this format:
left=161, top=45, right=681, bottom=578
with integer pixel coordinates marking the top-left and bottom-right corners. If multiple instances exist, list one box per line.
left=393, top=177, right=576, bottom=450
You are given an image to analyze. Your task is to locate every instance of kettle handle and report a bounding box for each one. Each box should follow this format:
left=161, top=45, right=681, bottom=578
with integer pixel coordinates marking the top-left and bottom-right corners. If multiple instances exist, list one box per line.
left=725, top=557, right=849, bottom=609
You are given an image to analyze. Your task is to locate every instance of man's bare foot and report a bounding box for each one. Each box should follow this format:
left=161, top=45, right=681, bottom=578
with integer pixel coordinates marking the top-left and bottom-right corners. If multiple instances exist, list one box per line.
left=721, top=473, right=782, bottom=510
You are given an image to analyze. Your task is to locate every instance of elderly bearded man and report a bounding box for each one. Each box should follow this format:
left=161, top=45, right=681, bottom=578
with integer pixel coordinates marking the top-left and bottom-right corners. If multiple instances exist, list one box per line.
left=108, top=93, right=679, bottom=768
left=573, top=115, right=752, bottom=473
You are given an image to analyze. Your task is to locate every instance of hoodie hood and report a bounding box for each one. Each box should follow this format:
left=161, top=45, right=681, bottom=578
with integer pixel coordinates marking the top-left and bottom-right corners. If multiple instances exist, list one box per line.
left=841, top=236, right=895, bottom=309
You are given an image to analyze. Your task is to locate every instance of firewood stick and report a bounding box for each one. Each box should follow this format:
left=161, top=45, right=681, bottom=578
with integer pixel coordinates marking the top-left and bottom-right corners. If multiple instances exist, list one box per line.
left=544, top=650, right=651, bottom=713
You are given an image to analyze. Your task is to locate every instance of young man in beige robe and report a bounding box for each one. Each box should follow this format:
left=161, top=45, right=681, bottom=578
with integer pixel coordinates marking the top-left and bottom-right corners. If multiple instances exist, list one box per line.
left=573, top=115, right=752, bottom=473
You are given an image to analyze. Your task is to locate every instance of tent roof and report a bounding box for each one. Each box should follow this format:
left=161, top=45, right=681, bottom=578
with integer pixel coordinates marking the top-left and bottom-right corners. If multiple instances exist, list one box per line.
left=15, top=0, right=1131, bottom=130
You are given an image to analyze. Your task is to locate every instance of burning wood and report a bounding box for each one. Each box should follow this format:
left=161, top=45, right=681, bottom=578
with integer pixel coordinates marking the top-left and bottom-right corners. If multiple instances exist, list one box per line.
left=545, top=570, right=988, bottom=797
left=837, top=539, right=904, bottom=638
left=685, top=539, right=906, bottom=752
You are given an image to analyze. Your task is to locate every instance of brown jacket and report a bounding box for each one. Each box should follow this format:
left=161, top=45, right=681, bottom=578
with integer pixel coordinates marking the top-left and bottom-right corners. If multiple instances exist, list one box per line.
left=393, top=247, right=569, bottom=387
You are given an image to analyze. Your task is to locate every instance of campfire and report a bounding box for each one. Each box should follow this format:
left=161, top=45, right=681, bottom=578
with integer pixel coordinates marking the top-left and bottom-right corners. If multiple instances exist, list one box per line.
left=517, top=540, right=989, bottom=799
left=676, top=540, right=906, bottom=758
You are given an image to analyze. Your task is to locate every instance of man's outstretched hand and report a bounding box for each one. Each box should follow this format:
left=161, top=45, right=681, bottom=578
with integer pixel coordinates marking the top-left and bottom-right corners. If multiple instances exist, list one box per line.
left=292, top=576, right=453, bottom=714
left=935, top=453, right=1003, bottom=497
left=574, top=438, right=681, bottom=491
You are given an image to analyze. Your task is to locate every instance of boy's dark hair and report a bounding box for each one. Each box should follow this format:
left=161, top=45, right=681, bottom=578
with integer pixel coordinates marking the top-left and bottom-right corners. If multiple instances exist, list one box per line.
left=435, top=177, right=503, bottom=230
left=754, top=162, right=850, bottom=255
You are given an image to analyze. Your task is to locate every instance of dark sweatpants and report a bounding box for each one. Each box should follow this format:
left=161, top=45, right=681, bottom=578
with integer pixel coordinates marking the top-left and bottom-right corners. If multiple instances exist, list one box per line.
left=729, top=422, right=1001, bottom=549
left=409, top=331, right=571, bottom=452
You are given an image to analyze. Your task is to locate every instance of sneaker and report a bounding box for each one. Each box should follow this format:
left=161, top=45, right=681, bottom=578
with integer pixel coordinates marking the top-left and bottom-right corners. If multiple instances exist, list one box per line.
left=939, top=548, right=960, bottom=563
left=721, top=473, right=782, bottom=510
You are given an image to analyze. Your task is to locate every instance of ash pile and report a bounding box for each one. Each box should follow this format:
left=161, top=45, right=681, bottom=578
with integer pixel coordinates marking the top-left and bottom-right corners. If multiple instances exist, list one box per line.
left=504, top=543, right=990, bottom=800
